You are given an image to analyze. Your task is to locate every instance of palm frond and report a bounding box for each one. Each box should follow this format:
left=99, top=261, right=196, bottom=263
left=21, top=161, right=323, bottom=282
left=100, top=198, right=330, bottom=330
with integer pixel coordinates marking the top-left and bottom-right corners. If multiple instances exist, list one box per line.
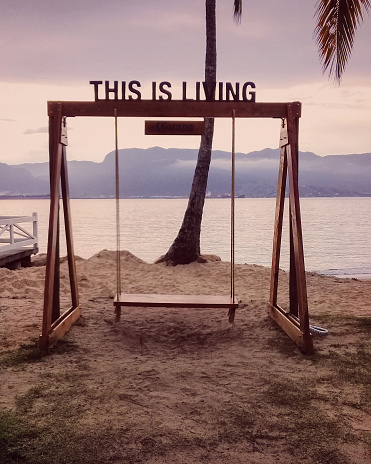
left=315, top=0, right=370, bottom=82
left=234, top=0, right=242, bottom=22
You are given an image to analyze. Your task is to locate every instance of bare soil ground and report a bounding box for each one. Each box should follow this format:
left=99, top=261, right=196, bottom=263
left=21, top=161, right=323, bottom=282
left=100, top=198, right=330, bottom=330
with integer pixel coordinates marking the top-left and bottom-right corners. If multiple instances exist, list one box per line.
left=1, top=251, right=370, bottom=463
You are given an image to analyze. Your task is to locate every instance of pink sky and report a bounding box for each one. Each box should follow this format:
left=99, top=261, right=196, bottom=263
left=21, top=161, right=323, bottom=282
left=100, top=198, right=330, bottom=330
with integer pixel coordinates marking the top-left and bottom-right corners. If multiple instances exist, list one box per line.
left=1, top=0, right=370, bottom=164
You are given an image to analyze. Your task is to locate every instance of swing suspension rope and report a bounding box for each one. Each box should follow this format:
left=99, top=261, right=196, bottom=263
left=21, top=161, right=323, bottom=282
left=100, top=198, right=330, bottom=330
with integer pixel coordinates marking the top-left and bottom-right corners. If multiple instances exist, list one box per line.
left=113, top=109, right=237, bottom=307
left=114, top=108, right=121, bottom=299
left=230, top=110, right=236, bottom=302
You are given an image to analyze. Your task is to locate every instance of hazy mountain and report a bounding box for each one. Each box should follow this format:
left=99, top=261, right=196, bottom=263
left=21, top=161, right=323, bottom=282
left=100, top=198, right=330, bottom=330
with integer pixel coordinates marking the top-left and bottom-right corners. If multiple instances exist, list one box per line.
left=1, top=147, right=371, bottom=198
left=0, top=163, right=49, bottom=196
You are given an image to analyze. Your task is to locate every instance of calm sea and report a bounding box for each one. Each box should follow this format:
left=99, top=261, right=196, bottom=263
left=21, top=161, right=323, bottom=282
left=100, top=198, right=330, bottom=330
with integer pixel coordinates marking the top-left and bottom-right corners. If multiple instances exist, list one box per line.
left=2, top=197, right=371, bottom=277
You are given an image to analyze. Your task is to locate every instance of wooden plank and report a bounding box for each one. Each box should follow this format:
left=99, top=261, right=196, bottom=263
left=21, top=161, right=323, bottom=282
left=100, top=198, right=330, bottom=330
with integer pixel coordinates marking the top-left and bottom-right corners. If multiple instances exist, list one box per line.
left=61, top=145, right=79, bottom=308
left=267, top=304, right=313, bottom=353
left=269, top=143, right=287, bottom=306
left=287, top=113, right=307, bottom=321
left=47, top=305, right=82, bottom=347
left=48, top=100, right=293, bottom=119
left=289, top=113, right=299, bottom=317
left=145, top=120, right=205, bottom=135
left=0, top=239, right=37, bottom=253
left=0, top=215, right=37, bottom=223
left=0, top=247, right=37, bottom=267
left=51, top=114, right=61, bottom=325
left=286, top=105, right=313, bottom=353
left=40, top=107, right=63, bottom=350
left=114, top=293, right=239, bottom=309
left=0, top=238, right=35, bottom=245
left=289, top=210, right=299, bottom=317
left=0, top=215, right=37, bottom=252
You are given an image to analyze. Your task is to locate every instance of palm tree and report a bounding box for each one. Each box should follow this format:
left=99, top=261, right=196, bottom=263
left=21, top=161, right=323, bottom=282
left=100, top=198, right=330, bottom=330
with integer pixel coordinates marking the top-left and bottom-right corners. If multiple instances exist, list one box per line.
left=159, top=0, right=368, bottom=265
left=158, top=0, right=242, bottom=265
left=315, top=0, right=370, bottom=82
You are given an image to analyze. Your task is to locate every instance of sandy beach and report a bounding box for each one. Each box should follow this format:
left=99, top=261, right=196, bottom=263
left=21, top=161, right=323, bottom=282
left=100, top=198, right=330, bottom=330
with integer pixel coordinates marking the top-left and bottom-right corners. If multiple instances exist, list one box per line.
left=0, top=250, right=370, bottom=463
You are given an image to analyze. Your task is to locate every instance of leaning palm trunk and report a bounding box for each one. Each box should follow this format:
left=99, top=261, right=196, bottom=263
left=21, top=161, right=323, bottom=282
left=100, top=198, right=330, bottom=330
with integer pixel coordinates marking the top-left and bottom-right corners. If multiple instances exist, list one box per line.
left=159, top=0, right=217, bottom=265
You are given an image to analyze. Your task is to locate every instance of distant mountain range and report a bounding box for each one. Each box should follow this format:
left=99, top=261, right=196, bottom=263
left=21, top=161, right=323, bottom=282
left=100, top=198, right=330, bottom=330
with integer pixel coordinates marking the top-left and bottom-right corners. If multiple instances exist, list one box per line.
left=1, top=147, right=371, bottom=198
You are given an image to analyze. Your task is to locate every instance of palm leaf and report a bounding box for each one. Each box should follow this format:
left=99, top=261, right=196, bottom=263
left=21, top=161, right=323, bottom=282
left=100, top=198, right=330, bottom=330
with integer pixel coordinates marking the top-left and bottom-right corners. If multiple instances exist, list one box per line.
left=315, top=0, right=370, bottom=82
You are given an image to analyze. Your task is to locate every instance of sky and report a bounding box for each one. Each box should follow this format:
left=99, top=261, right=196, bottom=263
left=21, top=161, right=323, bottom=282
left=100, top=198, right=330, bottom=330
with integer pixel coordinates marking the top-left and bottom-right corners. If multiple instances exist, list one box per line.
left=1, top=0, right=370, bottom=165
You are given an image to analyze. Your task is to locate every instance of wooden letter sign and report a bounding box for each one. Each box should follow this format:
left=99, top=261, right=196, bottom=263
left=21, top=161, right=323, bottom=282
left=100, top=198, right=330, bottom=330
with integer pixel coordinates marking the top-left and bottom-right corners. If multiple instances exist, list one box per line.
left=145, top=120, right=205, bottom=136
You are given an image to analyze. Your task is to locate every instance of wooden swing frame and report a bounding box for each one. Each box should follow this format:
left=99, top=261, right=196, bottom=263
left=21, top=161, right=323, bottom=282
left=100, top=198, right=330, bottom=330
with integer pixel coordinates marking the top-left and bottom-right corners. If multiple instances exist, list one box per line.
left=40, top=99, right=313, bottom=354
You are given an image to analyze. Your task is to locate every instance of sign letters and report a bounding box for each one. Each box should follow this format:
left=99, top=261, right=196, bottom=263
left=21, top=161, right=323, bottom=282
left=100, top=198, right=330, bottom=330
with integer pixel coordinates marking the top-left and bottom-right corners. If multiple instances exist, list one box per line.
left=89, top=80, right=256, bottom=103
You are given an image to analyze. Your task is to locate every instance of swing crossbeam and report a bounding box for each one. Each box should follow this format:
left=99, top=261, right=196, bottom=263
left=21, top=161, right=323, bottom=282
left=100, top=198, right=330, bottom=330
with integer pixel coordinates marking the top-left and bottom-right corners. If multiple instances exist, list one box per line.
left=49, top=100, right=293, bottom=119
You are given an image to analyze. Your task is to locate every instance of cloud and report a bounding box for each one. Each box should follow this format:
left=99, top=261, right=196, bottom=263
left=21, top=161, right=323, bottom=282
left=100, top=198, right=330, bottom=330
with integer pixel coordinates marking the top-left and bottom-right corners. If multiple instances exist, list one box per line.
left=1, top=1, right=370, bottom=164
left=3, top=1, right=369, bottom=86
left=23, top=126, right=48, bottom=135
left=174, top=159, right=197, bottom=169
left=212, top=158, right=279, bottom=173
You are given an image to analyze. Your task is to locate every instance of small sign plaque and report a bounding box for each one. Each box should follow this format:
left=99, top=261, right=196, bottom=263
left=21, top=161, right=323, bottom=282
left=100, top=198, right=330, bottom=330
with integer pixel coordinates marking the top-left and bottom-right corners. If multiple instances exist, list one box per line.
left=145, top=120, right=205, bottom=136
left=60, top=119, right=68, bottom=146
left=279, top=127, right=288, bottom=147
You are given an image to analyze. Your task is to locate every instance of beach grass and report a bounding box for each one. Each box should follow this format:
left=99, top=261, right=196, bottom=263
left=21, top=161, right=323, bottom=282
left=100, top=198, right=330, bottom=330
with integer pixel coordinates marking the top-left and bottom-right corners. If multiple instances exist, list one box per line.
left=1, top=329, right=369, bottom=464
left=1, top=257, right=370, bottom=464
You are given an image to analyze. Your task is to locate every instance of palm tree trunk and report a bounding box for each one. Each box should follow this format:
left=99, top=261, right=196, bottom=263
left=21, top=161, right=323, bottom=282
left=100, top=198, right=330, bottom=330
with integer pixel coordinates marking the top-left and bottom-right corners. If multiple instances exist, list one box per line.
left=159, top=0, right=216, bottom=265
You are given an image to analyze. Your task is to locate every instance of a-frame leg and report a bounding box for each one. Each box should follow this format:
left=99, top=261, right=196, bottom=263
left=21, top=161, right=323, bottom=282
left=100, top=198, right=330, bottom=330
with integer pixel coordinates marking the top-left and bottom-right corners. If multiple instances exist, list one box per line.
left=61, top=143, right=79, bottom=309
left=270, top=121, right=288, bottom=308
left=40, top=109, right=81, bottom=350
left=268, top=103, right=313, bottom=353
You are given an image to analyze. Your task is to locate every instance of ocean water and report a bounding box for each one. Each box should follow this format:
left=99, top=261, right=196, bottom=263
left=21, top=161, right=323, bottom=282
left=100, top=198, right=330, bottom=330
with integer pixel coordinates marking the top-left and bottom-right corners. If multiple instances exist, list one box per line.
left=1, top=197, right=371, bottom=277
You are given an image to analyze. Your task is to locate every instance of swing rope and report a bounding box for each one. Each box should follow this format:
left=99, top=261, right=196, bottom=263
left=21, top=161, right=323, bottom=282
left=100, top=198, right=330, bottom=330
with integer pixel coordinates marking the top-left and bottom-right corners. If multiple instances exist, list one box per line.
left=114, top=108, right=121, bottom=300
left=113, top=109, right=238, bottom=317
left=231, top=110, right=236, bottom=301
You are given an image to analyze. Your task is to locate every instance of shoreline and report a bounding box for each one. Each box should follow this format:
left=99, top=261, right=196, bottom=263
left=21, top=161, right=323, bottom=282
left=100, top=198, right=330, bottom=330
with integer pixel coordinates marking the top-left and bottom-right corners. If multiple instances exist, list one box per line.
left=330, top=273, right=371, bottom=280
left=317, top=268, right=371, bottom=280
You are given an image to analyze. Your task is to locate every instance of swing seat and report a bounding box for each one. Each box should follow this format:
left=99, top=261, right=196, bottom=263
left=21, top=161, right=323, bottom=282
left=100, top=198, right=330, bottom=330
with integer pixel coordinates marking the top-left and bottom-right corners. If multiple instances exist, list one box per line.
left=114, top=293, right=239, bottom=309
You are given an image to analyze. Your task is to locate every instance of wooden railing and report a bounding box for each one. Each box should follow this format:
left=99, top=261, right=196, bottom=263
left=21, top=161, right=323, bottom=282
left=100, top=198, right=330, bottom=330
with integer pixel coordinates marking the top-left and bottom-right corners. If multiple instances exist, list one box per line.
left=0, top=213, right=38, bottom=253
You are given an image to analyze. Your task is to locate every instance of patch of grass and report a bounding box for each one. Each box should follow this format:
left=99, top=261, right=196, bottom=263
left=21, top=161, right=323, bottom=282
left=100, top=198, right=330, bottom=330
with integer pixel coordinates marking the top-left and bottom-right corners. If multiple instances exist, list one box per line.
left=0, top=338, right=78, bottom=367
left=286, top=413, right=347, bottom=464
left=313, top=313, right=353, bottom=324
left=0, top=409, right=38, bottom=463
left=313, top=314, right=371, bottom=333
left=265, top=324, right=304, bottom=359
left=216, top=405, right=257, bottom=444
left=266, top=378, right=314, bottom=408
left=318, top=346, right=371, bottom=388
left=0, top=408, right=192, bottom=464
left=313, top=344, right=371, bottom=420
left=0, top=340, right=43, bottom=367
left=0, top=333, right=12, bottom=350
left=15, top=385, right=44, bottom=414
left=48, top=338, right=79, bottom=355
left=262, top=376, right=351, bottom=464
left=357, top=317, right=371, bottom=333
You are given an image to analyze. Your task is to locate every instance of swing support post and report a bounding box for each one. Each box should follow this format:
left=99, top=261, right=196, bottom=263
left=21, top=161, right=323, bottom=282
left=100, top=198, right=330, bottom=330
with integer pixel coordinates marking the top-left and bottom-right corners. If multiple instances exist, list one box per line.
left=268, top=103, right=313, bottom=353
left=41, top=99, right=312, bottom=353
left=40, top=109, right=81, bottom=351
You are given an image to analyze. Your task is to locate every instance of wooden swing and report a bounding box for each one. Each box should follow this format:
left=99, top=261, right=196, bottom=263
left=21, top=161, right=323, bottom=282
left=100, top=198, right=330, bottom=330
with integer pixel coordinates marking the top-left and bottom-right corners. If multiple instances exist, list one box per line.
left=113, top=109, right=239, bottom=322
left=40, top=99, right=312, bottom=354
